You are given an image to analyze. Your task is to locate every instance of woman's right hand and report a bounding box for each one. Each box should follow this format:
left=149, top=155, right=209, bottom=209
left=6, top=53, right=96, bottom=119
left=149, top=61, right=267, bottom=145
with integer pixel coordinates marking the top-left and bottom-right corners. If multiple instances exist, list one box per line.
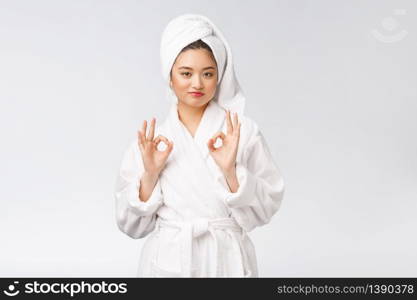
left=137, top=117, right=173, bottom=177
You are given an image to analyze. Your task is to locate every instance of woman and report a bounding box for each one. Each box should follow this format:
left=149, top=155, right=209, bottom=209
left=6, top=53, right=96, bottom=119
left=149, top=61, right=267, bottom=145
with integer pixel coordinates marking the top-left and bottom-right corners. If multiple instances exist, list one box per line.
left=114, top=14, right=285, bottom=277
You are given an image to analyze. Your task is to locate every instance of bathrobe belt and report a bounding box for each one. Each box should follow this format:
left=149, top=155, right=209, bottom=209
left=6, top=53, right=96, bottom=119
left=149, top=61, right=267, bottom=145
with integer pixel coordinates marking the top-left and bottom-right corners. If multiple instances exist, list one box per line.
left=155, top=217, right=251, bottom=277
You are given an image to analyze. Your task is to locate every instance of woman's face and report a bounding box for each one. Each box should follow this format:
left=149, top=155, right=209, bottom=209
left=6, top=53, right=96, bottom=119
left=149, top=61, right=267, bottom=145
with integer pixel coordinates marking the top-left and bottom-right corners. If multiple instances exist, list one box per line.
left=170, top=48, right=218, bottom=109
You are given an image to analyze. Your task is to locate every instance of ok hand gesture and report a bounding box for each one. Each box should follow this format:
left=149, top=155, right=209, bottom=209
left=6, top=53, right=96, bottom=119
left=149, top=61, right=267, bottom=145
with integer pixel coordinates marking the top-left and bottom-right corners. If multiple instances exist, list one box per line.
left=207, top=110, right=241, bottom=175
left=138, top=118, right=173, bottom=176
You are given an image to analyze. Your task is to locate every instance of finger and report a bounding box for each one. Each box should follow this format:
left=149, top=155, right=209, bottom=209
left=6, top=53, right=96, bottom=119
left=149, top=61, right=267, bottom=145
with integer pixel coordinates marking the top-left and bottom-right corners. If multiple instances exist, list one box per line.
left=148, top=118, right=156, bottom=141
left=165, top=140, right=174, bottom=154
left=209, top=132, right=226, bottom=150
left=138, top=130, right=146, bottom=145
left=154, top=135, right=173, bottom=154
left=158, top=138, right=173, bottom=154
left=207, top=138, right=216, bottom=152
left=154, top=135, right=161, bottom=148
left=237, top=122, right=241, bottom=138
left=142, top=120, right=147, bottom=139
left=137, top=130, right=142, bottom=145
left=154, top=135, right=169, bottom=146
left=137, top=131, right=145, bottom=152
left=226, top=110, right=233, bottom=135
left=211, top=131, right=226, bottom=141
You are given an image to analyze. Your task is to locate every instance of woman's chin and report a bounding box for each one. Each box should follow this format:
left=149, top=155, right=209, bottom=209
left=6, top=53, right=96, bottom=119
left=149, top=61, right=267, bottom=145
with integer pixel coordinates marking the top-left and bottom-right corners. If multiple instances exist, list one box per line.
left=180, top=98, right=210, bottom=108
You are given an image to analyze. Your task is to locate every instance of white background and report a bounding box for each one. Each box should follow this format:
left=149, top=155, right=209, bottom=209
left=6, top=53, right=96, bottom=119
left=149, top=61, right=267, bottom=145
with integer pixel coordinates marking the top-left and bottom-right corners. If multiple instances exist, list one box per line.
left=0, top=0, right=416, bottom=277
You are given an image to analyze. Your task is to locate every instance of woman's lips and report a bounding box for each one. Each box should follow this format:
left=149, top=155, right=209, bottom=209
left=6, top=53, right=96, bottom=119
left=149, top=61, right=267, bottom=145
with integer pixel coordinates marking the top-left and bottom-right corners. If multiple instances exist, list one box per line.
left=189, top=92, right=204, bottom=97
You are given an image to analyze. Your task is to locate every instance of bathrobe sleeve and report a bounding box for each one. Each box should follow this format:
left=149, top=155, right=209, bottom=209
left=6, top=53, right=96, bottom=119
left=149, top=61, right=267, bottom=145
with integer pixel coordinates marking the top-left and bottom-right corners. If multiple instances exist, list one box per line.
left=223, top=124, right=285, bottom=232
left=114, top=140, right=164, bottom=239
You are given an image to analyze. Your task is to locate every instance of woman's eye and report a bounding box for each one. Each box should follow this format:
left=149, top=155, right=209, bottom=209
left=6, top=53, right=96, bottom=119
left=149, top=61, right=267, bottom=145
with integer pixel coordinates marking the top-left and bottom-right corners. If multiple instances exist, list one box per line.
left=180, top=72, right=213, bottom=78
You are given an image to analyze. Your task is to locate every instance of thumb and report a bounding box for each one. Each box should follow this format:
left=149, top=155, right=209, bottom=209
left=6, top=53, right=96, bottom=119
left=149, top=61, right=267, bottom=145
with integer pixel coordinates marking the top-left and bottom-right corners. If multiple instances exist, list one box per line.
left=165, top=141, right=174, bottom=154
left=207, top=138, right=216, bottom=152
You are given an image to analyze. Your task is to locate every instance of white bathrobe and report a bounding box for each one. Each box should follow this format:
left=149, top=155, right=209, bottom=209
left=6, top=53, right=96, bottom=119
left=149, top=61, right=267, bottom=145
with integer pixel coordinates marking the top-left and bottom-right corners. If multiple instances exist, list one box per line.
left=115, top=100, right=285, bottom=277
left=114, top=14, right=285, bottom=277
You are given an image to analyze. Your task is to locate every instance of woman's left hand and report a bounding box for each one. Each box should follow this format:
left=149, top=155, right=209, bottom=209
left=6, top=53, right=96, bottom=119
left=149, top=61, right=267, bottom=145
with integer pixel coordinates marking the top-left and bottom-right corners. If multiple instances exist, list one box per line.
left=207, top=110, right=241, bottom=175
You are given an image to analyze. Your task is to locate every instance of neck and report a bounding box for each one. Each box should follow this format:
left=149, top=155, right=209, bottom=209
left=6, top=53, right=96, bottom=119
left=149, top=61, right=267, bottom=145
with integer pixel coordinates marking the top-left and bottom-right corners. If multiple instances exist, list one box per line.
left=177, top=101, right=210, bottom=135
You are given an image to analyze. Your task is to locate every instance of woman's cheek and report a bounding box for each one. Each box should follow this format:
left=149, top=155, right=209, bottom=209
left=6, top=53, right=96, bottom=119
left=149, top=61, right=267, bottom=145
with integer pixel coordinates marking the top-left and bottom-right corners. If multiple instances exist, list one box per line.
left=179, top=79, right=190, bottom=90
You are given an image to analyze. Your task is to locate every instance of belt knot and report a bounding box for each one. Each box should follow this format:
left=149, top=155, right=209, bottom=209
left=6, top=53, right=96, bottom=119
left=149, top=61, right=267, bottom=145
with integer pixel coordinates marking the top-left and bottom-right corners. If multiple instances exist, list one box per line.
left=191, top=218, right=210, bottom=238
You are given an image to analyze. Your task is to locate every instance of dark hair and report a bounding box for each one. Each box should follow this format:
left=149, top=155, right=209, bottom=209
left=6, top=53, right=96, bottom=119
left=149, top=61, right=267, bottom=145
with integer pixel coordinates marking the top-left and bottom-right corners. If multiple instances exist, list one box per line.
left=180, top=39, right=213, bottom=54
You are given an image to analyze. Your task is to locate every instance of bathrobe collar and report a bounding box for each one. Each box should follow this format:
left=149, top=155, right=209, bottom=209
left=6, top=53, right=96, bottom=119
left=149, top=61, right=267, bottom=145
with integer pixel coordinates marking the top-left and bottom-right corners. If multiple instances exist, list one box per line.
left=168, top=99, right=226, bottom=161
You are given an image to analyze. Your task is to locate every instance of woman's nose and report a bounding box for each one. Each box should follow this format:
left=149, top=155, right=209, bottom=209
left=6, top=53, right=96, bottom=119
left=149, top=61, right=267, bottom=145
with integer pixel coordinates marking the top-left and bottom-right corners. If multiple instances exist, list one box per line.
left=191, top=75, right=203, bottom=89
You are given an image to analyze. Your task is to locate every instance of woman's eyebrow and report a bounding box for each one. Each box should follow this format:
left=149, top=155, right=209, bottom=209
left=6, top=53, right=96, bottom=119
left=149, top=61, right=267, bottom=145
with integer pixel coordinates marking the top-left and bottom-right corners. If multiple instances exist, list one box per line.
left=178, top=66, right=215, bottom=70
